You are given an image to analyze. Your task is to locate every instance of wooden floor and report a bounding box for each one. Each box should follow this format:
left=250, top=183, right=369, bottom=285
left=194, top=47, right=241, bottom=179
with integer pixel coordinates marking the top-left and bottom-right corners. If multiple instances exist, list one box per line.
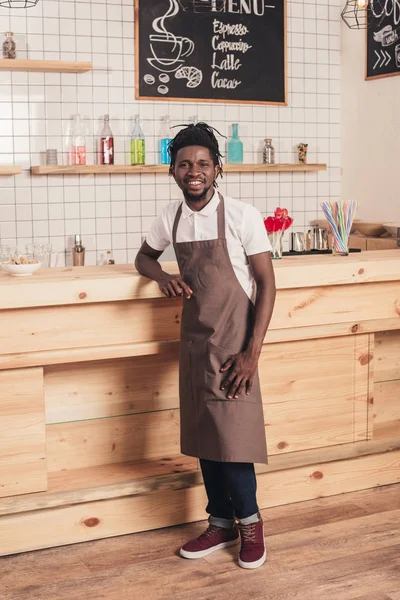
left=0, top=484, right=399, bottom=600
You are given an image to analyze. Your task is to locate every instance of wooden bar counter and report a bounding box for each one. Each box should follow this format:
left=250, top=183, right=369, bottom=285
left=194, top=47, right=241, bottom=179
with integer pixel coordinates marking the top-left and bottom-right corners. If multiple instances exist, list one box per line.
left=0, top=250, right=399, bottom=556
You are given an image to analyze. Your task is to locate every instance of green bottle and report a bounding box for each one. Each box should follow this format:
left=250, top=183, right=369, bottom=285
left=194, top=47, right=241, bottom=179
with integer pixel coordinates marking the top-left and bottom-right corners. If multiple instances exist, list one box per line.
left=131, top=115, right=145, bottom=165
left=227, top=123, right=243, bottom=164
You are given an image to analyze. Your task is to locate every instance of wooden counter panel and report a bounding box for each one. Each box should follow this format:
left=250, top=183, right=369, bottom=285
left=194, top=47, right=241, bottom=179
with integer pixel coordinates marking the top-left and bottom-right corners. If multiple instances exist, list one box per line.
left=374, top=380, right=400, bottom=441
left=0, top=450, right=398, bottom=556
left=0, top=368, right=47, bottom=498
left=0, top=282, right=398, bottom=363
left=1, top=438, right=399, bottom=518
left=44, top=335, right=370, bottom=468
left=46, top=409, right=181, bottom=472
left=374, top=331, right=400, bottom=382
left=271, top=281, right=400, bottom=330
left=0, top=299, right=181, bottom=356
left=45, top=350, right=180, bottom=424
left=261, top=335, right=370, bottom=454
left=1, top=318, right=399, bottom=372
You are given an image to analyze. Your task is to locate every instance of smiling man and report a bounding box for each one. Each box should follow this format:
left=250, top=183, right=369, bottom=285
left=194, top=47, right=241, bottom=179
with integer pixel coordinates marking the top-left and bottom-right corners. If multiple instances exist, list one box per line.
left=135, top=122, right=276, bottom=569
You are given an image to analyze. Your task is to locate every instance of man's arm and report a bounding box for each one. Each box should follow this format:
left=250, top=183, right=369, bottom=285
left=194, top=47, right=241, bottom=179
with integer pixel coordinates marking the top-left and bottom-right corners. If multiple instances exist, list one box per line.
left=135, top=241, right=193, bottom=299
left=221, top=251, right=276, bottom=398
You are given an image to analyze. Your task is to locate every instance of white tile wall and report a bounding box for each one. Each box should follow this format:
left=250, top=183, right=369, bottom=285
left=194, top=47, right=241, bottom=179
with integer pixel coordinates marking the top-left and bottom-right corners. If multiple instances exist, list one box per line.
left=0, top=0, right=341, bottom=265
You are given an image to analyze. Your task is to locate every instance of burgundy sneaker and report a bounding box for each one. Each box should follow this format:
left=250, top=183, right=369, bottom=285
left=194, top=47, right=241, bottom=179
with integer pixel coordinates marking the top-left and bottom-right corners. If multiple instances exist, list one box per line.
left=180, top=523, right=239, bottom=559
left=238, top=515, right=266, bottom=569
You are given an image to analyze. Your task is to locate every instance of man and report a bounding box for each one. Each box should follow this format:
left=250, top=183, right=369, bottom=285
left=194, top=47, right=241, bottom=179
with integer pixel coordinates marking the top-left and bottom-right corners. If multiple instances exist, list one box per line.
left=135, top=122, right=276, bottom=570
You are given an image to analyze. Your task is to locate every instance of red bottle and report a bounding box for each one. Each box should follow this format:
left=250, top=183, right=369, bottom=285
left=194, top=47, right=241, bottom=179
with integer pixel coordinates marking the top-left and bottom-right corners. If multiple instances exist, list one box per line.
left=100, top=114, right=114, bottom=165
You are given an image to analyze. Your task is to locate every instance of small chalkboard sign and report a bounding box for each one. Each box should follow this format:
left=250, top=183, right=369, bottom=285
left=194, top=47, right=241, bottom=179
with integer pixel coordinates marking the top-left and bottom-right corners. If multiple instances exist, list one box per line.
left=134, top=0, right=287, bottom=105
left=366, top=1, right=400, bottom=80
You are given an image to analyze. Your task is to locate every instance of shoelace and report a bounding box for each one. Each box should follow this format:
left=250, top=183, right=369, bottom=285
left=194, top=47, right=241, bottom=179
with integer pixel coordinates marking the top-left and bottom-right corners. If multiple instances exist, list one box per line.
left=240, top=523, right=257, bottom=542
left=201, top=525, right=221, bottom=541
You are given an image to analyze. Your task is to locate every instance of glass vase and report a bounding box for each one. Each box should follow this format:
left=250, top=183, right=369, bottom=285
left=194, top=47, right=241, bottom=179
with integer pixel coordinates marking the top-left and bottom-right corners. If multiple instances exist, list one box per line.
left=331, top=237, right=349, bottom=256
left=268, top=230, right=284, bottom=259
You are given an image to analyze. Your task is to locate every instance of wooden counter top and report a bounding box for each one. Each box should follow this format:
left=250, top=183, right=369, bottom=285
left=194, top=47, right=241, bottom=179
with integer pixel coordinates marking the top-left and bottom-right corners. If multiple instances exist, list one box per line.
left=0, top=250, right=399, bottom=310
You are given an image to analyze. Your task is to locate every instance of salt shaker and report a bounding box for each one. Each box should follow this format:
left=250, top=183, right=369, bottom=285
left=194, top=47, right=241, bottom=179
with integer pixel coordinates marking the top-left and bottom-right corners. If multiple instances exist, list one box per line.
left=3, top=32, right=16, bottom=59
left=263, top=138, right=275, bottom=164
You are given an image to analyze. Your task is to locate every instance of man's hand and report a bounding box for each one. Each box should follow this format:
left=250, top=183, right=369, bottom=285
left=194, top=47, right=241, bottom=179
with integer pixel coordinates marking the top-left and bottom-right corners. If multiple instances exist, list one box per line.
left=157, top=274, right=193, bottom=299
left=220, top=350, right=259, bottom=399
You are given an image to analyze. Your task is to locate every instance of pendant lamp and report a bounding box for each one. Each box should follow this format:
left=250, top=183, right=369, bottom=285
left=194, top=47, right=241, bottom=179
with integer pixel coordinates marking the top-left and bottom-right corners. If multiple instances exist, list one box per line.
left=0, top=1, right=39, bottom=7
left=341, top=0, right=369, bottom=29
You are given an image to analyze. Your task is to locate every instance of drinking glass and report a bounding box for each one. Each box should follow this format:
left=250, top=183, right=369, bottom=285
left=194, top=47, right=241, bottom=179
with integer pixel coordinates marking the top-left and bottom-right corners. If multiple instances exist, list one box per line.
left=0, top=245, right=16, bottom=264
left=26, top=242, right=58, bottom=268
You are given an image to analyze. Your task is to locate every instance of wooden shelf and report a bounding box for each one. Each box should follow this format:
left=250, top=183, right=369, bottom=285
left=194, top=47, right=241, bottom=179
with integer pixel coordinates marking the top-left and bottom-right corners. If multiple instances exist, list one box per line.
left=31, top=163, right=327, bottom=176
left=0, top=59, right=92, bottom=73
left=0, top=165, right=22, bottom=176
left=224, top=163, right=326, bottom=173
left=31, top=165, right=168, bottom=175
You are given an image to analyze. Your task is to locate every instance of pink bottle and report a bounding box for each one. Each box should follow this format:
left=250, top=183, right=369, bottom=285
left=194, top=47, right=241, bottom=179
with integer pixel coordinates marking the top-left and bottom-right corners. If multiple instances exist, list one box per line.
left=70, top=114, right=86, bottom=166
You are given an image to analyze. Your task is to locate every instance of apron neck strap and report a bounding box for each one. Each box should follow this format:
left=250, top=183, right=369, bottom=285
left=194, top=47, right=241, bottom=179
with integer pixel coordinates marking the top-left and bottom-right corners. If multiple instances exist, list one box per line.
left=217, top=192, right=225, bottom=240
left=172, top=192, right=226, bottom=244
left=172, top=202, right=183, bottom=245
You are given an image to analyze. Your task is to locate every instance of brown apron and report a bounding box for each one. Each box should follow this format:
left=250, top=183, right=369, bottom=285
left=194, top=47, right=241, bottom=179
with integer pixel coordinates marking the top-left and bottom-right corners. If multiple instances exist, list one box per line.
left=173, top=193, right=268, bottom=464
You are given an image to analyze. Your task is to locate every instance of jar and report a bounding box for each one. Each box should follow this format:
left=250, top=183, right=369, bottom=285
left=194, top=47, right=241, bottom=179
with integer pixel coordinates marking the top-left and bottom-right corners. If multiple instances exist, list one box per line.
left=263, top=138, right=275, bottom=164
left=3, top=32, right=16, bottom=59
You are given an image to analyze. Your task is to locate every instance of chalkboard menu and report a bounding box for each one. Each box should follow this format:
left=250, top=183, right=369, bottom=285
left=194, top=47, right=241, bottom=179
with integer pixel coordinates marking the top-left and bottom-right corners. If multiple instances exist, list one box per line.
left=134, top=0, right=287, bottom=104
left=366, top=1, right=400, bottom=80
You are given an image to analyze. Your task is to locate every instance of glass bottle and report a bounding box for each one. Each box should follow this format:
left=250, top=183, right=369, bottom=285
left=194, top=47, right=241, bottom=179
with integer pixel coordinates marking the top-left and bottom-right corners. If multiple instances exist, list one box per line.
left=106, top=249, right=115, bottom=265
left=3, top=32, right=16, bottom=59
left=159, top=115, right=172, bottom=165
left=70, top=114, right=86, bottom=166
left=263, top=138, right=275, bottom=164
left=130, top=115, right=145, bottom=165
left=227, top=123, right=243, bottom=164
left=99, top=114, right=114, bottom=165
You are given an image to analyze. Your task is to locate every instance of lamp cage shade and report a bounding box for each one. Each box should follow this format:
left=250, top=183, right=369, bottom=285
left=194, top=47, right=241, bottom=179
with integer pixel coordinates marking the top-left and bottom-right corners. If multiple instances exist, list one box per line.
left=341, top=0, right=369, bottom=29
left=0, top=0, right=39, bottom=7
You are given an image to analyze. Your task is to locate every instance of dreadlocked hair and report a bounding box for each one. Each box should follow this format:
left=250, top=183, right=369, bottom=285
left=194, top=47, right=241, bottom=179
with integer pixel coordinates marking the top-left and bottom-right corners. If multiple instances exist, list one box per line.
left=168, top=122, right=224, bottom=184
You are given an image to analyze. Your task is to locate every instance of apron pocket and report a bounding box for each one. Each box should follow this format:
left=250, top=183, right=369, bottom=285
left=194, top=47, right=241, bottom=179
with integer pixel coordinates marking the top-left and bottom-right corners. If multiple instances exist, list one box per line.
left=205, top=340, right=257, bottom=403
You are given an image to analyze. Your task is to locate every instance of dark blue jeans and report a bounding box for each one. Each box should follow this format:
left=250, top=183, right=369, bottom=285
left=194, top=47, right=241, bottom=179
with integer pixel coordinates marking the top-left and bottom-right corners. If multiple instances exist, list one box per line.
left=200, top=459, right=259, bottom=521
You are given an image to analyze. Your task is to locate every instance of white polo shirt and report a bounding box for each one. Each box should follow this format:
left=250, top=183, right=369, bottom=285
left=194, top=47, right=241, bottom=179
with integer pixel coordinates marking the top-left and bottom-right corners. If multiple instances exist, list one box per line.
left=146, top=192, right=272, bottom=300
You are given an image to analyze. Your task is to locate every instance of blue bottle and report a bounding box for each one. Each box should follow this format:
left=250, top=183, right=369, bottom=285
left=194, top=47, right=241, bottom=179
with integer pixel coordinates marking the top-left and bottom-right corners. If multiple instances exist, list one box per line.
left=227, top=123, right=243, bottom=164
left=159, top=116, right=172, bottom=164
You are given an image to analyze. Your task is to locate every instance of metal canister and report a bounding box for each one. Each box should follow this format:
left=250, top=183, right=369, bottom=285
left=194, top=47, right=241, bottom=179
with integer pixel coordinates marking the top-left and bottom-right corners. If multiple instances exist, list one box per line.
left=311, top=227, right=329, bottom=250
left=290, top=232, right=305, bottom=252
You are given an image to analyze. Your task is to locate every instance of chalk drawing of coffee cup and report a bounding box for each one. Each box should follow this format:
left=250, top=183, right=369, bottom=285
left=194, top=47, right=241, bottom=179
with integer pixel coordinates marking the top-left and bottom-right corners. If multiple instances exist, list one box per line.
left=148, top=34, right=194, bottom=72
left=396, top=44, right=400, bottom=68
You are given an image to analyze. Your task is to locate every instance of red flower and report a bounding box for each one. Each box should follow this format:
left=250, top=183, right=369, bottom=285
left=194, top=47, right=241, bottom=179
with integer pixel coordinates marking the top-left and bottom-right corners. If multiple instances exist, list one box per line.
left=265, top=216, right=280, bottom=232
left=264, top=207, right=293, bottom=233
left=275, top=207, right=288, bottom=219
left=282, top=217, right=293, bottom=231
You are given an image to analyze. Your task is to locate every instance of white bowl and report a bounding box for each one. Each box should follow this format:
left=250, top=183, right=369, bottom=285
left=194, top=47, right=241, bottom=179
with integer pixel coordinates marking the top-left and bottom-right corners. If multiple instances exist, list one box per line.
left=1, top=261, right=42, bottom=277
left=383, top=223, right=400, bottom=238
